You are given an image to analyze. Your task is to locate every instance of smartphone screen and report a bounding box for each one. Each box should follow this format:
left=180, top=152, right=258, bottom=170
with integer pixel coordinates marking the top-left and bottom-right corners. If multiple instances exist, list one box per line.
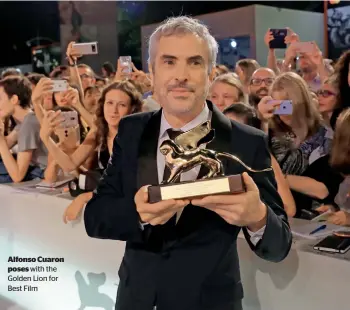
left=269, top=29, right=287, bottom=49
left=119, top=56, right=132, bottom=73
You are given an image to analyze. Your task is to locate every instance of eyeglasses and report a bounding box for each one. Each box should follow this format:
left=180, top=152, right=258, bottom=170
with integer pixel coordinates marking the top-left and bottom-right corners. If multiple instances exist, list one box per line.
left=316, top=90, right=336, bottom=98
left=80, top=74, right=93, bottom=79
left=250, top=78, right=274, bottom=86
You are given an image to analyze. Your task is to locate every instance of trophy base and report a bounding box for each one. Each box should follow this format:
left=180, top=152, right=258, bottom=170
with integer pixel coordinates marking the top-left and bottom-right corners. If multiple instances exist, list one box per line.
left=148, top=174, right=245, bottom=203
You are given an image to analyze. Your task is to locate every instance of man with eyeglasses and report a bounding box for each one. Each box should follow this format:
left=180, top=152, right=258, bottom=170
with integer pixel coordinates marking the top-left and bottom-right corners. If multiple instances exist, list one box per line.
left=248, top=68, right=276, bottom=107
left=77, top=64, right=96, bottom=90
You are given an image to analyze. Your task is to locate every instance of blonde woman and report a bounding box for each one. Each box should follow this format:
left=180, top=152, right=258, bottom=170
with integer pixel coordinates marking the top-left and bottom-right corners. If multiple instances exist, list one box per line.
left=257, top=72, right=327, bottom=175
left=209, top=74, right=247, bottom=111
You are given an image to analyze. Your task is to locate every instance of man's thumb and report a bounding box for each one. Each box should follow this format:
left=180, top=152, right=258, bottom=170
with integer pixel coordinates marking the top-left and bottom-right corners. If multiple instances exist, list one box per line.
left=242, top=172, right=257, bottom=192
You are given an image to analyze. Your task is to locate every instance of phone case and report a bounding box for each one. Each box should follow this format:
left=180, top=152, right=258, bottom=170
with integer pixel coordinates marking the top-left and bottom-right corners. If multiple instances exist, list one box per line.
left=52, top=80, right=68, bottom=92
left=119, top=56, right=132, bottom=73
left=293, top=42, right=314, bottom=54
left=60, top=111, right=79, bottom=128
left=273, top=100, right=293, bottom=115
left=72, top=42, right=98, bottom=55
left=314, top=235, right=350, bottom=254
left=269, top=29, right=287, bottom=49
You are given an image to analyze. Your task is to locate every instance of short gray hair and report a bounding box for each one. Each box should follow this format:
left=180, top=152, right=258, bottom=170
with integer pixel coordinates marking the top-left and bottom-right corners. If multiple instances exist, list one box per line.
left=148, top=16, right=218, bottom=73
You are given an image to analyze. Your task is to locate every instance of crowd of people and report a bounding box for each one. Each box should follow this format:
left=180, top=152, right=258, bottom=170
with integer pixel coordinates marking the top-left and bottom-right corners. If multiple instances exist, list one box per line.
left=0, top=23, right=349, bottom=228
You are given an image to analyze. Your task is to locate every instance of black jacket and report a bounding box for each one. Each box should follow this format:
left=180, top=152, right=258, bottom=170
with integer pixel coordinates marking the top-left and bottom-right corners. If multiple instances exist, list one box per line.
left=84, top=102, right=292, bottom=310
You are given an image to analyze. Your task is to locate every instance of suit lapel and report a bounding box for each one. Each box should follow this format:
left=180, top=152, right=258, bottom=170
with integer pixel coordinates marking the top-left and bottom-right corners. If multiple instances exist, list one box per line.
left=197, top=101, right=232, bottom=179
left=136, top=110, right=162, bottom=190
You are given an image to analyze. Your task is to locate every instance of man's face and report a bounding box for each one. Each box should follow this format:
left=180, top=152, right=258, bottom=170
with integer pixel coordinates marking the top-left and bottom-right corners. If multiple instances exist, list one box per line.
left=84, top=88, right=101, bottom=114
left=298, top=54, right=316, bottom=74
left=78, top=67, right=95, bottom=90
left=150, top=33, right=210, bottom=117
left=249, top=69, right=275, bottom=101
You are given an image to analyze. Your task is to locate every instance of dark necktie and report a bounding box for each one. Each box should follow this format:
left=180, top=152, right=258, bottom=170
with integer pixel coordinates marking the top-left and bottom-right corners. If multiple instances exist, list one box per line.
left=162, top=128, right=183, bottom=183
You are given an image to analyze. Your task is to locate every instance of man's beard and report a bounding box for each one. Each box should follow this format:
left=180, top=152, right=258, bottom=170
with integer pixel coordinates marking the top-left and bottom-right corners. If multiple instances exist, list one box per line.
left=249, top=94, right=261, bottom=107
left=249, top=87, right=269, bottom=107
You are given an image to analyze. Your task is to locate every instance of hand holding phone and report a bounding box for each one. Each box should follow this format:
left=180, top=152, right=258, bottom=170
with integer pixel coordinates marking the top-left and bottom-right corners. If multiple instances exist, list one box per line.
left=268, top=100, right=293, bottom=115
left=60, top=111, right=79, bottom=128
left=72, top=42, right=98, bottom=55
left=269, top=29, right=287, bottom=49
left=119, top=56, right=132, bottom=74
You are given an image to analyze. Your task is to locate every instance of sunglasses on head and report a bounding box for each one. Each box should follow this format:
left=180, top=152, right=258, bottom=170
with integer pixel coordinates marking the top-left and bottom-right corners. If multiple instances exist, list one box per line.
left=250, top=78, right=274, bottom=86
left=316, top=90, right=336, bottom=98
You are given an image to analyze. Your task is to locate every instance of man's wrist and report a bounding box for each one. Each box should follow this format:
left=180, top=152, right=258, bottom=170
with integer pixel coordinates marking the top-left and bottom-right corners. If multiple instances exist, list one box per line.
left=248, top=202, right=267, bottom=232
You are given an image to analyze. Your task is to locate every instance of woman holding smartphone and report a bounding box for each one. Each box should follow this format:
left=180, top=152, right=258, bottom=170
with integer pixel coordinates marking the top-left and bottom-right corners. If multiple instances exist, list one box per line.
left=317, top=108, right=350, bottom=226
left=38, top=81, right=142, bottom=222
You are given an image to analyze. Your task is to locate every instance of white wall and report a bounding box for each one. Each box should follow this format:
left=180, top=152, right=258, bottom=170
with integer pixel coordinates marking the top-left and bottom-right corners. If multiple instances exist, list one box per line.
left=140, top=5, right=325, bottom=71
left=254, top=5, right=324, bottom=66
left=141, top=6, right=256, bottom=71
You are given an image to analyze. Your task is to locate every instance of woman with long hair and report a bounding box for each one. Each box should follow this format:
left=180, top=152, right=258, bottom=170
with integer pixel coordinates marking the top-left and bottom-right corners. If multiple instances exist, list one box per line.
left=330, top=50, right=350, bottom=129
left=60, top=81, right=142, bottom=222
left=316, top=108, right=350, bottom=225
left=258, top=72, right=325, bottom=175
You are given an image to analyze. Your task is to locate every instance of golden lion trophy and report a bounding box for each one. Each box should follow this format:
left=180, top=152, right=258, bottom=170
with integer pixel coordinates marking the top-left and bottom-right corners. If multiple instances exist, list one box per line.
left=148, top=120, right=272, bottom=220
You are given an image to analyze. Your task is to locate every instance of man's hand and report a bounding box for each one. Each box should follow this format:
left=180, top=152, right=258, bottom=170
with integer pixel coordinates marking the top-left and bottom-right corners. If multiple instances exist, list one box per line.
left=32, top=78, right=53, bottom=104
left=66, top=41, right=82, bottom=65
left=135, top=185, right=189, bottom=226
left=304, top=42, right=323, bottom=67
left=191, top=172, right=267, bottom=231
left=327, top=211, right=350, bottom=226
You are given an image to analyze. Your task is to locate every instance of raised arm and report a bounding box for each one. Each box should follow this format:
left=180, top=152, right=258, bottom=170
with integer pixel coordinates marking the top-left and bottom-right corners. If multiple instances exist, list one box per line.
left=66, top=42, right=84, bottom=100
left=39, top=110, right=97, bottom=173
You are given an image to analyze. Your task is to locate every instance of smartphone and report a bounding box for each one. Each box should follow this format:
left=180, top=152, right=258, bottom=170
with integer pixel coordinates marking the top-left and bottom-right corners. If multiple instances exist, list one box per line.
left=52, top=80, right=68, bottom=92
left=333, top=231, right=350, bottom=238
left=60, top=111, right=79, bottom=128
left=268, top=100, right=293, bottom=115
left=292, top=41, right=314, bottom=54
left=269, top=29, right=287, bottom=49
left=314, top=235, right=350, bottom=254
left=119, top=56, right=132, bottom=73
left=72, top=42, right=98, bottom=55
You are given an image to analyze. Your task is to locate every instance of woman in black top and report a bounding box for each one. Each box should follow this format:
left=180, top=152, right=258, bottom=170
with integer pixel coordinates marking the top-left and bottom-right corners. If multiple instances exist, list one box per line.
left=317, top=108, right=350, bottom=225
left=62, top=81, right=142, bottom=222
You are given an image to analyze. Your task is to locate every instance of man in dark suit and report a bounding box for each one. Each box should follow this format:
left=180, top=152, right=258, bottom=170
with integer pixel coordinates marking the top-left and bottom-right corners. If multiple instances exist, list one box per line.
left=84, top=16, right=292, bottom=310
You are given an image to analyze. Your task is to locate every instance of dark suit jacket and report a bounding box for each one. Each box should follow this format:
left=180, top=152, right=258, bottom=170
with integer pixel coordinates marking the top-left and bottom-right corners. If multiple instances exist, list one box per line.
left=84, top=101, right=292, bottom=310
